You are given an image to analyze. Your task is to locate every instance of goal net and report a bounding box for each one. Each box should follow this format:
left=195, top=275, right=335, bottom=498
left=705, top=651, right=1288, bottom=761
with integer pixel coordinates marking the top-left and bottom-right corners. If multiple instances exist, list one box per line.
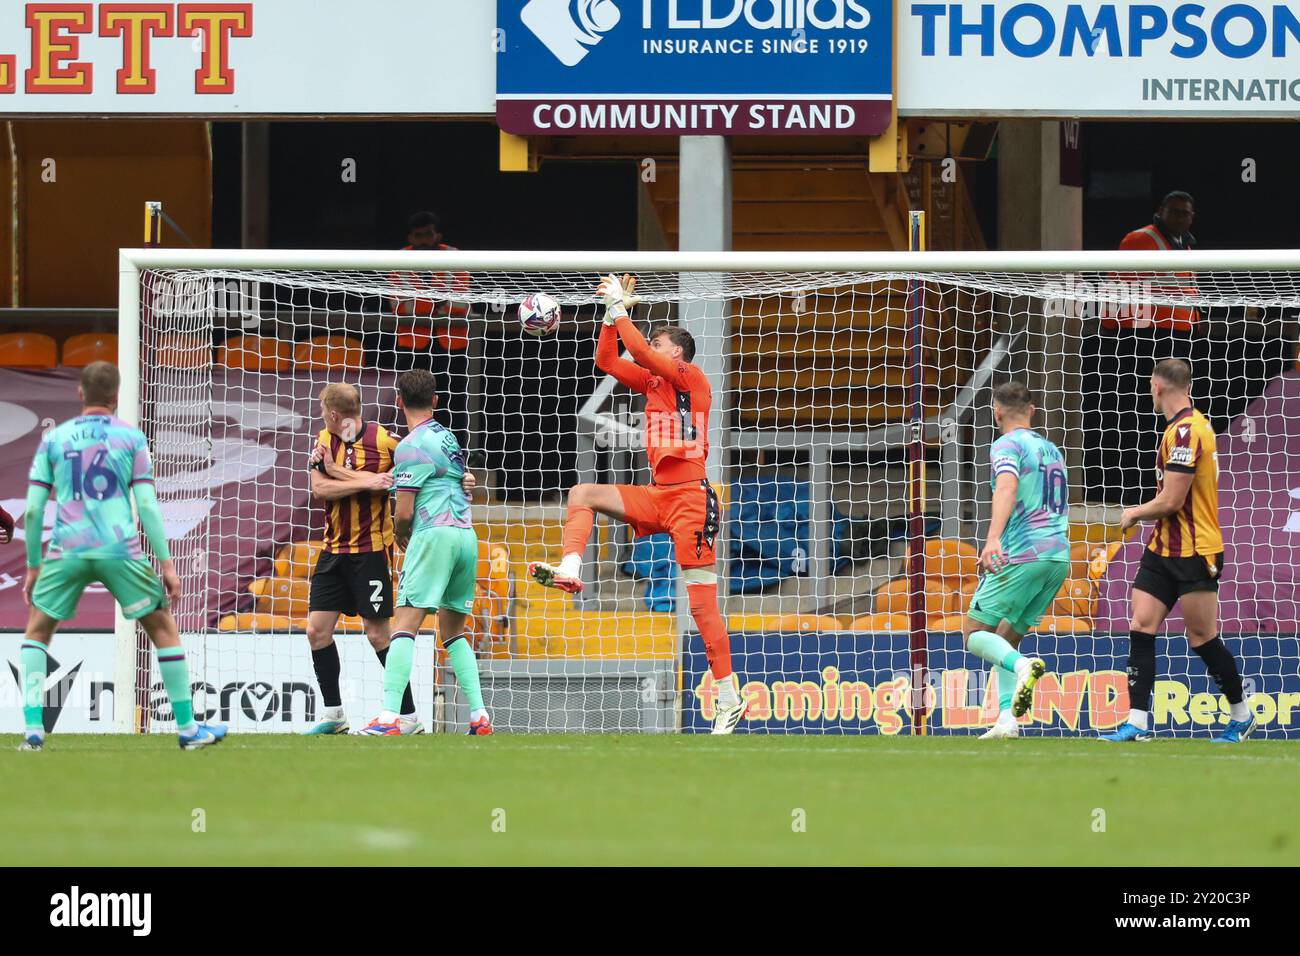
left=118, top=250, right=1300, bottom=738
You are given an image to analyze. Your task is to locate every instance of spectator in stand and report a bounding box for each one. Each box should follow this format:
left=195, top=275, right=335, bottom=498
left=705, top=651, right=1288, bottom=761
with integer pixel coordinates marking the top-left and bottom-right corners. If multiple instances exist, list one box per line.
left=0, top=504, right=13, bottom=544
left=1084, top=190, right=1202, bottom=506
left=383, top=211, right=472, bottom=444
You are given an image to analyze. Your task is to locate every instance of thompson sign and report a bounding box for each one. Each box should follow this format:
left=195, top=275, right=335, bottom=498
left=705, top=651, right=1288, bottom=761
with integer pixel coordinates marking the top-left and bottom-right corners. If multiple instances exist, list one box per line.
left=898, top=1, right=1300, bottom=117
left=496, top=0, right=894, bottom=135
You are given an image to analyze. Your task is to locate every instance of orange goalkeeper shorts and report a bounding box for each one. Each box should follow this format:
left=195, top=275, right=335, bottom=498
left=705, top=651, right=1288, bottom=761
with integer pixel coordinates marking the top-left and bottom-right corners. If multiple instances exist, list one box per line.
left=617, top=480, right=721, bottom=570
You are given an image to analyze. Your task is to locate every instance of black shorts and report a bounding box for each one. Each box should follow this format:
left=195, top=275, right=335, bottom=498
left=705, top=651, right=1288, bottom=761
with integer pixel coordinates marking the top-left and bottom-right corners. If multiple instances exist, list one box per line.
left=309, top=551, right=393, bottom=619
left=1133, top=548, right=1224, bottom=610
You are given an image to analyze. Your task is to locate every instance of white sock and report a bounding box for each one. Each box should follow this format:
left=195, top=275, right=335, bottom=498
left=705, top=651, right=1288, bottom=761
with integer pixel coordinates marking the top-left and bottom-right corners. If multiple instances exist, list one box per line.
left=470, top=708, right=489, bottom=723
left=379, top=710, right=399, bottom=723
left=400, top=711, right=416, bottom=721
left=716, top=676, right=739, bottom=709
left=1230, top=701, right=1251, bottom=722
left=1128, top=709, right=1148, bottom=730
left=323, top=705, right=345, bottom=721
left=997, top=708, right=1015, bottom=725
left=557, top=553, right=582, bottom=578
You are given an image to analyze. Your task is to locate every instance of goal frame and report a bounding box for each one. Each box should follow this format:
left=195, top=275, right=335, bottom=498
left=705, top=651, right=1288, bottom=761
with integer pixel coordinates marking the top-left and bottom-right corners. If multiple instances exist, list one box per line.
left=115, top=247, right=1300, bottom=734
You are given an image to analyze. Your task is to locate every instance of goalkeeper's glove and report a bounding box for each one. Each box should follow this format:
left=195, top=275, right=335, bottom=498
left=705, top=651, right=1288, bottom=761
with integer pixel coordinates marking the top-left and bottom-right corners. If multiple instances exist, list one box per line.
left=598, top=273, right=640, bottom=325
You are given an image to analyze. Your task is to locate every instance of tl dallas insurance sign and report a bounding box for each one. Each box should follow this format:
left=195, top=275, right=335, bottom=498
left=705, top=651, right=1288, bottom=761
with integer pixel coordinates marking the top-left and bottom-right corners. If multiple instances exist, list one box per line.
left=496, top=1, right=894, bottom=135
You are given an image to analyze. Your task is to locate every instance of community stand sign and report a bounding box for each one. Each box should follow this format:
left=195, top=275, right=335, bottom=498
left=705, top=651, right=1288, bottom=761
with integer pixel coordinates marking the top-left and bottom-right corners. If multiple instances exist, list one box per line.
left=496, top=1, right=894, bottom=135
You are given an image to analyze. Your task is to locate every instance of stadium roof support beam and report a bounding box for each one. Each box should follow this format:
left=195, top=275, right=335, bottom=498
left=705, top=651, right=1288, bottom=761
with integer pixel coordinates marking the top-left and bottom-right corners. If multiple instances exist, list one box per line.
left=242, top=123, right=270, bottom=249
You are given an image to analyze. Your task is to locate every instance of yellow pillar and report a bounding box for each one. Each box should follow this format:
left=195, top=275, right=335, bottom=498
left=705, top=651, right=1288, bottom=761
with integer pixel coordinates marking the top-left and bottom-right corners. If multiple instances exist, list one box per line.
left=499, top=130, right=539, bottom=173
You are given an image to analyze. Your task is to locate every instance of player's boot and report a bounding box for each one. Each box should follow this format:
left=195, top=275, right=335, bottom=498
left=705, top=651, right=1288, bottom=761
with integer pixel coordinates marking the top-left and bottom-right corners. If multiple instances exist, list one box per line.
left=1099, top=721, right=1155, bottom=742
left=1011, top=657, right=1045, bottom=718
left=979, top=718, right=1018, bottom=739
left=1212, top=716, right=1256, bottom=743
left=302, top=716, right=350, bottom=735
left=17, top=731, right=44, bottom=752
left=528, top=561, right=584, bottom=594
left=354, top=714, right=402, bottom=736
left=711, top=700, right=748, bottom=735
left=179, top=723, right=227, bottom=751
left=398, top=716, right=425, bottom=735
left=467, top=715, right=494, bottom=735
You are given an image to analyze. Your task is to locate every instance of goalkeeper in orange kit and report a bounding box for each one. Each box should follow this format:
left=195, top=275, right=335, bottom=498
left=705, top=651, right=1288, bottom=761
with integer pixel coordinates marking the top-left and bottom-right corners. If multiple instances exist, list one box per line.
left=529, top=274, right=745, bottom=734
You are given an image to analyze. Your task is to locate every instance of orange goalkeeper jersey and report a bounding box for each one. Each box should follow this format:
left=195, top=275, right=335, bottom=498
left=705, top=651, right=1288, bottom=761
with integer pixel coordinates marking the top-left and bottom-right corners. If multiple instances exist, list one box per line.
left=1149, top=406, right=1222, bottom=558
left=594, top=315, right=710, bottom=485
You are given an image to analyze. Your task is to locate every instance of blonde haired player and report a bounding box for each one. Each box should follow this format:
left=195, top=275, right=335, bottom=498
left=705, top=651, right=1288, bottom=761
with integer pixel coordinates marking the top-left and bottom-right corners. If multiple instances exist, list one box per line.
left=306, top=382, right=479, bottom=734
left=529, top=274, right=745, bottom=734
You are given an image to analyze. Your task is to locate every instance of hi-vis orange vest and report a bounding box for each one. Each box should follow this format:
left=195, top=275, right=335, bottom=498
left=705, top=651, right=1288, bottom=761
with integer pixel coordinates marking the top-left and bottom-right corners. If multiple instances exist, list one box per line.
left=1110, top=225, right=1200, bottom=332
left=389, top=244, right=470, bottom=351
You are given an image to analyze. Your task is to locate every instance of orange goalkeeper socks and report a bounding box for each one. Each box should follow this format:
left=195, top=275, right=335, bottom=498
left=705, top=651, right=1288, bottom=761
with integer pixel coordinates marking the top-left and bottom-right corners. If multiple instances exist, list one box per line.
left=687, top=582, right=733, bottom=682
left=560, top=504, right=596, bottom=566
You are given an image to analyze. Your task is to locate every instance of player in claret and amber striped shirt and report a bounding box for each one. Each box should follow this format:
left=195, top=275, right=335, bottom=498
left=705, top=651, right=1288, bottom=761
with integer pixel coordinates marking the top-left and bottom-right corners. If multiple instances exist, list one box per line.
left=528, top=274, right=744, bottom=735
left=302, top=383, right=415, bottom=735
left=1105, top=359, right=1253, bottom=744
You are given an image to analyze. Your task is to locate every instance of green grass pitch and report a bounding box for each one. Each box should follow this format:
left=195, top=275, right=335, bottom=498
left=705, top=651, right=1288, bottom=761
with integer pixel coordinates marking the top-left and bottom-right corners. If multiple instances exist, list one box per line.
left=2, top=734, right=1296, bottom=866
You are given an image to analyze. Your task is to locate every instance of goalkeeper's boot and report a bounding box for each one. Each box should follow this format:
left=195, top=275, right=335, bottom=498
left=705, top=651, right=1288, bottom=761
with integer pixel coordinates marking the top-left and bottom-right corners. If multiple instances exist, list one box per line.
left=1212, top=716, right=1256, bottom=744
left=17, top=731, right=44, bottom=752
left=711, top=700, right=748, bottom=735
left=468, top=715, right=494, bottom=736
left=1099, top=722, right=1154, bottom=742
left=528, top=561, right=584, bottom=595
left=398, top=716, right=425, bottom=735
left=179, top=723, right=227, bottom=751
left=1011, top=657, right=1046, bottom=718
left=354, top=714, right=402, bottom=736
left=979, top=717, right=1019, bottom=739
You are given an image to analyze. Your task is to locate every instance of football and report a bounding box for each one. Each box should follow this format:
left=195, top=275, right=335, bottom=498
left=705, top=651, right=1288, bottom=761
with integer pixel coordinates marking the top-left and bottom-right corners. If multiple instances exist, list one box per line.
left=518, top=292, right=562, bottom=337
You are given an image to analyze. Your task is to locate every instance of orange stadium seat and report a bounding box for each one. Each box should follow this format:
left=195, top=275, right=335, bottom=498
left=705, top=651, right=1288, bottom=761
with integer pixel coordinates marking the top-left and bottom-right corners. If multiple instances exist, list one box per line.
left=1068, top=541, right=1098, bottom=581
left=274, top=540, right=326, bottom=579
left=727, top=613, right=842, bottom=632
left=1053, top=578, right=1097, bottom=618
left=849, top=612, right=910, bottom=632
left=928, top=613, right=967, bottom=633
left=218, top=613, right=296, bottom=632
left=1032, top=616, right=1092, bottom=635
left=249, top=576, right=311, bottom=618
left=62, top=333, right=118, bottom=367
left=772, top=614, right=845, bottom=632
left=154, top=332, right=211, bottom=370
left=0, top=332, right=58, bottom=369
left=874, top=577, right=952, bottom=617
left=294, top=335, right=364, bottom=370
left=1087, top=540, right=1124, bottom=581
left=218, top=334, right=292, bottom=372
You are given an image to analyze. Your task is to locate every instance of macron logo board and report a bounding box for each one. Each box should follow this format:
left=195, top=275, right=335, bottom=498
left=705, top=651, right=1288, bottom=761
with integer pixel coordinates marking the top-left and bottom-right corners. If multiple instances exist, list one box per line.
left=497, top=0, right=894, bottom=135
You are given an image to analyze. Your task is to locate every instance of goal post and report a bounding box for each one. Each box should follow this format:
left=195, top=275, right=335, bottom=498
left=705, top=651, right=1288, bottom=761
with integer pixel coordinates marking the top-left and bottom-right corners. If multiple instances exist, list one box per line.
left=115, top=247, right=1300, bottom=737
